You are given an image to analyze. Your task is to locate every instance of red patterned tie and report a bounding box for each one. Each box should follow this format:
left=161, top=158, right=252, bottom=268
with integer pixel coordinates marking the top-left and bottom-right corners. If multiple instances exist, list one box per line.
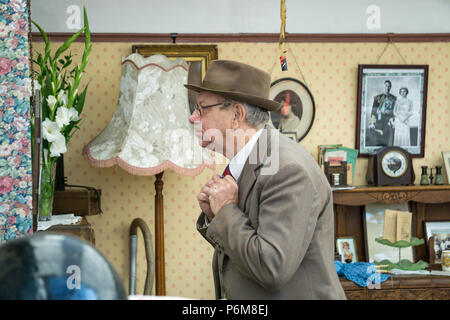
left=222, top=165, right=232, bottom=178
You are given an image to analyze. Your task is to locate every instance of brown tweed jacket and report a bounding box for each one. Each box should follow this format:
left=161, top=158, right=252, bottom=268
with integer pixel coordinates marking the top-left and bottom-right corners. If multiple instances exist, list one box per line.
left=197, top=126, right=346, bottom=299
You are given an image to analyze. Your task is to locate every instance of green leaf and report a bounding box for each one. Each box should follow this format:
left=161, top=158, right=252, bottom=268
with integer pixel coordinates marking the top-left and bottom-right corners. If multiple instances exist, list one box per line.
left=375, top=237, right=424, bottom=248
left=83, top=6, right=91, bottom=46
left=53, top=26, right=86, bottom=61
left=375, top=259, right=428, bottom=271
left=74, top=84, right=89, bottom=114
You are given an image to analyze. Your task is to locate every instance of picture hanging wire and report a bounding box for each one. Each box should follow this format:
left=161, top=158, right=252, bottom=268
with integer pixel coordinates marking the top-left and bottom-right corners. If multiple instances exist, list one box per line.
left=279, top=0, right=287, bottom=71
left=375, top=33, right=408, bottom=65
left=268, top=1, right=310, bottom=88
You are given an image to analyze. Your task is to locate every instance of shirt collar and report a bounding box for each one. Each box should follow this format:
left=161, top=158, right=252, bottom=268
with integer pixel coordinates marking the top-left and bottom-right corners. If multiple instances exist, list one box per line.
left=228, top=128, right=263, bottom=180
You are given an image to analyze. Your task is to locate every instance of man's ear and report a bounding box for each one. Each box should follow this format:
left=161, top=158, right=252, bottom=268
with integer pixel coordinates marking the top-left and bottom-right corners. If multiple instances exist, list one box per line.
left=233, top=103, right=246, bottom=127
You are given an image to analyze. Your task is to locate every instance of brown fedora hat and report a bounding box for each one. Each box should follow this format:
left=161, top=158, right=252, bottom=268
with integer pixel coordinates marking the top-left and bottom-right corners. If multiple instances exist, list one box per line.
left=184, top=60, right=282, bottom=112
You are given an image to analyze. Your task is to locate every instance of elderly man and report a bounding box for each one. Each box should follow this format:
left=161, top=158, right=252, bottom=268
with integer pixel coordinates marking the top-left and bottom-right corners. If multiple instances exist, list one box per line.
left=185, top=60, right=345, bottom=300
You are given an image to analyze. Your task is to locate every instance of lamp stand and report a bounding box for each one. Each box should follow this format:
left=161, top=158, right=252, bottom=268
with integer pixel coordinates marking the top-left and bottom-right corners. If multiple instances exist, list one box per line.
left=154, top=172, right=166, bottom=295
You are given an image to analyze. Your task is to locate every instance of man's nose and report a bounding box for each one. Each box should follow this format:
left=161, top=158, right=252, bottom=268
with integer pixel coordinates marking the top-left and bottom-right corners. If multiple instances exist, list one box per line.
left=189, top=109, right=200, bottom=124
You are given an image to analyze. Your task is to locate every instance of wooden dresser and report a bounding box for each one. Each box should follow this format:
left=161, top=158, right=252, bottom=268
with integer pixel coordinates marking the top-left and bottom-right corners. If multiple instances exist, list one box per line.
left=333, top=185, right=450, bottom=300
left=36, top=188, right=101, bottom=246
left=41, top=217, right=95, bottom=246
left=340, top=274, right=450, bottom=300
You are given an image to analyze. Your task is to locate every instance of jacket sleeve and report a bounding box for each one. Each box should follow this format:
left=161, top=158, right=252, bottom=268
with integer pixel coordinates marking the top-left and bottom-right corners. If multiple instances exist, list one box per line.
left=196, top=212, right=216, bottom=248
left=204, top=163, right=320, bottom=291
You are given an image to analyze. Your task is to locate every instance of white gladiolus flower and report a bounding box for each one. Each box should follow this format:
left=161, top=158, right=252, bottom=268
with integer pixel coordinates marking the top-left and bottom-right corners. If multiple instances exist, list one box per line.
left=46, top=95, right=57, bottom=111
left=42, top=118, right=62, bottom=142
left=49, top=134, right=67, bottom=157
left=55, top=106, right=79, bottom=128
left=67, top=107, right=79, bottom=122
left=57, top=90, right=68, bottom=106
left=55, top=106, right=71, bottom=128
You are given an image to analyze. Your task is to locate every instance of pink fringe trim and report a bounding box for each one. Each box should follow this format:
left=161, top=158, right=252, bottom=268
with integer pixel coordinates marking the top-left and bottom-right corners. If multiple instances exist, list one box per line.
left=82, top=145, right=215, bottom=177
left=121, top=59, right=189, bottom=72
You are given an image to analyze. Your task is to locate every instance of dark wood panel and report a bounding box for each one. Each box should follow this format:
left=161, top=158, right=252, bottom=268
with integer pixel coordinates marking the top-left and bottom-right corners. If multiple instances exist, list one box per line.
left=30, top=32, right=450, bottom=43
left=53, top=188, right=102, bottom=216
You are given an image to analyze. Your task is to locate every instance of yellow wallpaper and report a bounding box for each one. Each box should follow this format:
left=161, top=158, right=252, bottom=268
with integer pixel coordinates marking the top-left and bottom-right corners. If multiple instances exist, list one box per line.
left=33, top=41, right=450, bottom=299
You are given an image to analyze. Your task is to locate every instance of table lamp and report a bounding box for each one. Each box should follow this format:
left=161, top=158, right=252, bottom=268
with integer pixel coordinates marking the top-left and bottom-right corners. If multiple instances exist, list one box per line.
left=83, top=53, right=214, bottom=295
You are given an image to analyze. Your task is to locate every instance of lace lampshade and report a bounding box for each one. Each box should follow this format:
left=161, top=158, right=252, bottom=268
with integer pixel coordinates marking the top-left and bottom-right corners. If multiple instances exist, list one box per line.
left=83, top=53, right=213, bottom=175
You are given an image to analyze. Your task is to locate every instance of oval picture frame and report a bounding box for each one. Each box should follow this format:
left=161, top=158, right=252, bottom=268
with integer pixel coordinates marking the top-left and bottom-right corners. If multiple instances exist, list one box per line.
left=269, top=77, right=315, bottom=142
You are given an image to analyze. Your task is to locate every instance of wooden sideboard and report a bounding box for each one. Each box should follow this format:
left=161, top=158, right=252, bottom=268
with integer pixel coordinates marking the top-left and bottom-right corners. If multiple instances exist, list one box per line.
left=332, top=185, right=450, bottom=300
left=38, top=217, right=95, bottom=246
left=341, top=274, right=450, bottom=300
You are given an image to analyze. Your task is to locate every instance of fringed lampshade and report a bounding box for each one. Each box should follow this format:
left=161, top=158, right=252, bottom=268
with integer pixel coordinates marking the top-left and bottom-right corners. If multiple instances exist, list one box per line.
left=83, top=53, right=213, bottom=174
left=83, top=53, right=214, bottom=295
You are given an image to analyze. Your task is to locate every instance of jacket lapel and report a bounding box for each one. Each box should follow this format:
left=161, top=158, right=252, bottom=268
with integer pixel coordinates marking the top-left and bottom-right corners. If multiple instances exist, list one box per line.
left=237, top=125, right=273, bottom=210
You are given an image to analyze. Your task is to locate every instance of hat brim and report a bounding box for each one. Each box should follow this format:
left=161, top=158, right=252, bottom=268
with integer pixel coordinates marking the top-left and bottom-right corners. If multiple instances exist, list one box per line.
left=184, top=84, right=282, bottom=112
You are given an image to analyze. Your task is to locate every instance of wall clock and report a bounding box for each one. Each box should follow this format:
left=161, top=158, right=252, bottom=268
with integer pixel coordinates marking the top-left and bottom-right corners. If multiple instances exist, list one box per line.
left=367, top=147, right=415, bottom=186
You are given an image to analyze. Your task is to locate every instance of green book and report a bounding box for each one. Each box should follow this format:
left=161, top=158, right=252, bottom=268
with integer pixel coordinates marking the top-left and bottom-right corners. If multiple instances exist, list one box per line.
left=334, top=147, right=358, bottom=181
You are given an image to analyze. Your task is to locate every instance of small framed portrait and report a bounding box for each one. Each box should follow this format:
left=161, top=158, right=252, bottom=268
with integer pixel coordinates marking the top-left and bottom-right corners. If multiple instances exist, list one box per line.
left=269, top=78, right=315, bottom=142
left=423, top=221, right=450, bottom=264
left=336, top=237, right=358, bottom=263
left=356, top=65, right=429, bottom=158
left=363, top=202, right=414, bottom=263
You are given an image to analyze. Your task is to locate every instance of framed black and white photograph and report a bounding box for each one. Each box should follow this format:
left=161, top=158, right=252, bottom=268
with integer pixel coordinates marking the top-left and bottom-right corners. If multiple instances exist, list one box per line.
left=336, top=237, right=358, bottom=263
left=269, top=78, right=315, bottom=142
left=363, top=202, right=414, bottom=263
left=424, top=220, right=450, bottom=263
left=356, top=65, right=429, bottom=158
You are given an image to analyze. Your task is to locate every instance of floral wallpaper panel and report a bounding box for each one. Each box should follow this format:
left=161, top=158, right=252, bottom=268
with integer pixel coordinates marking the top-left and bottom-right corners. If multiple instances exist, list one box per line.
left=0, top=0, right=33, bottom=242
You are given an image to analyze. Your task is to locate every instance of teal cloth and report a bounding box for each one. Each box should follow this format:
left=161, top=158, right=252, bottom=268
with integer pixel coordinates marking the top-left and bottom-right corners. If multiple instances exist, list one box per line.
left=335, top=261, right=390, bottom=287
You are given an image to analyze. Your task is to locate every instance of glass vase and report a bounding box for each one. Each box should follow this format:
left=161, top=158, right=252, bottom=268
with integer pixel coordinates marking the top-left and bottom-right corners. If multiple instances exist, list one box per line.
left=38, top=160, right=57, bottom=221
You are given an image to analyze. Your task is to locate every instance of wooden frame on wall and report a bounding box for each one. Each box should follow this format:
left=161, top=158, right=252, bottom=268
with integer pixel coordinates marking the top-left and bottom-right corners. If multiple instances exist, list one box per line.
left=132, top=44, right=218, bottom=114
left=356, top=64, right=429, bottom=158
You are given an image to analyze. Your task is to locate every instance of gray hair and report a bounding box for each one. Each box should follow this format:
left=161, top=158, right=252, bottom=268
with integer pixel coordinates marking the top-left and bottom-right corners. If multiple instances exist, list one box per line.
left=220, top=99, right=269, bottom=128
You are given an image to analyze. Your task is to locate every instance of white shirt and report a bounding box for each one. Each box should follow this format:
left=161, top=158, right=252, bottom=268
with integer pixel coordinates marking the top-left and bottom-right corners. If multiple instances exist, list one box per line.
left=227, top=128, right=263, bottom=181
left=205, top=128, right=263, bottom=226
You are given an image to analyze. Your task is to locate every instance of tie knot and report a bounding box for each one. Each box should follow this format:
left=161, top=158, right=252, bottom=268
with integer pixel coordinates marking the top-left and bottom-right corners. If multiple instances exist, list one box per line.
left=222, top=165, right=232, bottom=178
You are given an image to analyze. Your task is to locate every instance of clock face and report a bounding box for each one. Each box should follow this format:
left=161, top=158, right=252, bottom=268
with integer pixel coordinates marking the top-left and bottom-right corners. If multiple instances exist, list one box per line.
left=381, top=151, right=408, bottom=178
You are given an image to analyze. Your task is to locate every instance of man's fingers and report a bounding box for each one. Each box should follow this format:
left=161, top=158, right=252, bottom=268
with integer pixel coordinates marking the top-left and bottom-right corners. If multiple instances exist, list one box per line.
left=197, top=192, right=209, bottom=202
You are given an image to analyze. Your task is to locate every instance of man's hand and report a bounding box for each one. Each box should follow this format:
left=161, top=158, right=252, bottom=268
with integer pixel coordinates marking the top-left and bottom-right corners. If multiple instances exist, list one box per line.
left=199, top=174, right=238, bottom=222
left=197, top=184, right=215, bottom=222
left=207, top=175, right=239, bottom=215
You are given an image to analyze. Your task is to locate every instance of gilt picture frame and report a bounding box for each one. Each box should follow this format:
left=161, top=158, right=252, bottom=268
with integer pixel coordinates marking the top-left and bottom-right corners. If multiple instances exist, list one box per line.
left=356, top=65, right=429, bottom=158
left=132, top=44, right=218, bottom=113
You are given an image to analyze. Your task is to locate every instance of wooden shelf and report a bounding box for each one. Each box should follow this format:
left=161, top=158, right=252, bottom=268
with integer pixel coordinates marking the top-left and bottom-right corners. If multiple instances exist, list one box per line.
left=333, top=185, right=450, bottom=206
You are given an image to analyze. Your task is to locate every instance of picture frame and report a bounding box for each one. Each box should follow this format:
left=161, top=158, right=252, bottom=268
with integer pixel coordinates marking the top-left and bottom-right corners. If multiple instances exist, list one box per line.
left=363, top=202, right=414, bottom=263
left=423, top=221, right=450, bottom=264
left=132, top=44, right=218, bottom=113
left=336, top=237, right=358, bottom=263
left=442, top=151, right=450, bottom=184
left=356, top=65, right=429, bottom=158
left=269, top=78, right=315, bottom=142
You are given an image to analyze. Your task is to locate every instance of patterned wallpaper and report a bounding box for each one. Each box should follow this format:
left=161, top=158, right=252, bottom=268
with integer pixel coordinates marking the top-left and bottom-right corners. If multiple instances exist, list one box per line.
left=32, top=40, right=450, bottom=299
left=0, top=0, right=32, bottom=242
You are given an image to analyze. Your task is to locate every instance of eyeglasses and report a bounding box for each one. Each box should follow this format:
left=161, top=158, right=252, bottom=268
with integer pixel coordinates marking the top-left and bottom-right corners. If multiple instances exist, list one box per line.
left=193, top=101, right=230, bottom=117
